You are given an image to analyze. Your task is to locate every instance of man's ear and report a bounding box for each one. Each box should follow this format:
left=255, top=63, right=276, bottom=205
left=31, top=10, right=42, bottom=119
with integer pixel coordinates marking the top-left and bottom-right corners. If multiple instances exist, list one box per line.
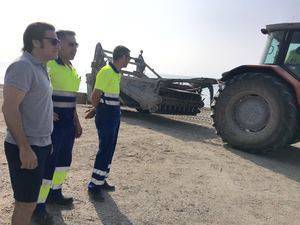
left=32, top=39, right=41, bottom=48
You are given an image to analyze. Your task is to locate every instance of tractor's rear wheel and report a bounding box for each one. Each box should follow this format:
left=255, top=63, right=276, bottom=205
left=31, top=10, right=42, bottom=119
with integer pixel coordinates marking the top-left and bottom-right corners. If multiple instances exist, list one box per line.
left=212, top=73, right=298, bottom=154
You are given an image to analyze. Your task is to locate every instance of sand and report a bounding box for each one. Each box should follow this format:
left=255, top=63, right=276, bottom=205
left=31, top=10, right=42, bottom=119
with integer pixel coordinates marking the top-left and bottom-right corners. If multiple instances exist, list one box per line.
left=1, top=89, right=300, bottom=225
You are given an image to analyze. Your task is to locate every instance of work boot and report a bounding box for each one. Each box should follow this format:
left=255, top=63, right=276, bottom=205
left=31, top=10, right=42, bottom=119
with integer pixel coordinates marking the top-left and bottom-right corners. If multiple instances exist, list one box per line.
left=88, top=182, right=105, bottom=202
left=88, top=188, right=105, bottom=202
left=99, top=180, right=115, bottom=192
left=32, top=209, right=54, bottom=225
left=46, top=189, right=73, bottom=206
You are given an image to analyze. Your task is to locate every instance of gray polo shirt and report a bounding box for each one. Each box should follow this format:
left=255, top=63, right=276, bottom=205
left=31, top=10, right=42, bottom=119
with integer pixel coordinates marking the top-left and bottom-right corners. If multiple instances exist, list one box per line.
left=4, top=51, right=53, bottom=146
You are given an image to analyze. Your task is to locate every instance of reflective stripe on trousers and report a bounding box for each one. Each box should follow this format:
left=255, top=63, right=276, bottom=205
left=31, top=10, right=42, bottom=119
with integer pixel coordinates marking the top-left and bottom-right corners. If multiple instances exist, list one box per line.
left=36, top=111, right=75, bottom=206
left=90, top=103, right=120, bottom=186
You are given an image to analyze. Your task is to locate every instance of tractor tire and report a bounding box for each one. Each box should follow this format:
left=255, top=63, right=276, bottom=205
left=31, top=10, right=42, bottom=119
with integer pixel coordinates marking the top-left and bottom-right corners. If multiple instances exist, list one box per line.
left=211, top=73, right=298, bottom=154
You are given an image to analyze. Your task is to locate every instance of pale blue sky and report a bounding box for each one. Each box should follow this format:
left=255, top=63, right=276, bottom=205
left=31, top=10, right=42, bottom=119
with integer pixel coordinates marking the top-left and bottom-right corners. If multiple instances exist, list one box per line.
left=0, top=0, right=299, bottom=91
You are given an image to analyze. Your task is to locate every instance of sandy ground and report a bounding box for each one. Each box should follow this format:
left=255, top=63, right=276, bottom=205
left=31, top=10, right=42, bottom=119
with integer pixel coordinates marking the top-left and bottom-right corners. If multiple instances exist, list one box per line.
left=1, top=91, right=300, bottom=225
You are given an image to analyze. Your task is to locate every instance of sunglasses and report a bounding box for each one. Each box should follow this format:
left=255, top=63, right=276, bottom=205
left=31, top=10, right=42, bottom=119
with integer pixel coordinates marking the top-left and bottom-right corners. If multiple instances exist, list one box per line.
left=43, top=37, right=61, bottom=46
left=68, top=42, right=79, bottom=48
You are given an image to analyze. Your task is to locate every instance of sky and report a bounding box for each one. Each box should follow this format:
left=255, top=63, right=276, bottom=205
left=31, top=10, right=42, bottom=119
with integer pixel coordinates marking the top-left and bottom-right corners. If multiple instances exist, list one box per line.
left=0, top=0, right=300, bottom=91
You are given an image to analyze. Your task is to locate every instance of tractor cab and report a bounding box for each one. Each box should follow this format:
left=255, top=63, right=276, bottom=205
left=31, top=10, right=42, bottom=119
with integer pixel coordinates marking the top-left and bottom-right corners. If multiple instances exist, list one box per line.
left=261, top=23, right=300, bottom=78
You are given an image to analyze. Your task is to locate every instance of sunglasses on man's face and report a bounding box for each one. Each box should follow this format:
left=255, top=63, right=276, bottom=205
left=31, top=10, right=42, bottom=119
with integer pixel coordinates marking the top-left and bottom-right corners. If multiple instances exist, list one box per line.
left=43, top=37, right=61, bottom=46
left=68, top=42, right=79, bottom=48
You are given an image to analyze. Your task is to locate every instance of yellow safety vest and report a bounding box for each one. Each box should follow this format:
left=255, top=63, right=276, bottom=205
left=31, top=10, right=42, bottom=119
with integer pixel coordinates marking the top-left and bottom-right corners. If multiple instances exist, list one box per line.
left=47, top=59, right=81, bottom=108
left=285, top=49, right=300, bottom=65
left=48, top=59, right=80, bottom=92
left=94, top=62, right=121, bottom=106
left=94, top=63, right=121, bottom=94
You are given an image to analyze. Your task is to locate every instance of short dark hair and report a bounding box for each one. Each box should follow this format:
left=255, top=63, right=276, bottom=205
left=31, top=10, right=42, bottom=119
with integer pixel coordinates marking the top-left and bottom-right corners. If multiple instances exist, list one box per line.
left=23, top=22, right=55, bottom=53
left=56, top=30, right=76, bottom=40
left=113, top=45, right=130, bottom=60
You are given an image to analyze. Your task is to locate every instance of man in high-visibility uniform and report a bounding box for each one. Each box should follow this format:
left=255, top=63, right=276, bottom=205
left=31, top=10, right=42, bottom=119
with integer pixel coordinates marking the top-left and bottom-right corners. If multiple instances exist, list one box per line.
left=33, top=30, right=82, bottom=224
left=286, top=46, right=300, bottom=64
left=86, top=45, right=130, bottom=201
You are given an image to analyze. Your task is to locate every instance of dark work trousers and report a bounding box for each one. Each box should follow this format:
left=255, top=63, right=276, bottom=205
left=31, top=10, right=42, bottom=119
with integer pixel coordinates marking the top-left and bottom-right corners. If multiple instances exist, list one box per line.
left=89, top=103, right=120, bottom=189
left=36, top=107, right=75, bottom=212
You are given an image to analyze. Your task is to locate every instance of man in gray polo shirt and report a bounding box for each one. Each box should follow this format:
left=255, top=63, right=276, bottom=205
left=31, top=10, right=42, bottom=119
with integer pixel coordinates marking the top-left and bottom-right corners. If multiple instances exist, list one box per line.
left=2, top=22, right=60, bottom=225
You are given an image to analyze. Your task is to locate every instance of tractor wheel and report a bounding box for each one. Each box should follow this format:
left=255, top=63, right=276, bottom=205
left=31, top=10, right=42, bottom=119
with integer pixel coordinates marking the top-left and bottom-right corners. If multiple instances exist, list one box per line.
left=211, top=73, right=298, bottom=154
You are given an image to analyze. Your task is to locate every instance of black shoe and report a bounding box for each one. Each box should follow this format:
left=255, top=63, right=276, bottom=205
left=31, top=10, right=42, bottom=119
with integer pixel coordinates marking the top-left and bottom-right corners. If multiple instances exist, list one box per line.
left=46, top=193, right=73, bottom=206
left=88, top=188, right=105, bottom=202
left=99, top=181, right=115, bottom=192
left=32, top=210, right=54, bottom=225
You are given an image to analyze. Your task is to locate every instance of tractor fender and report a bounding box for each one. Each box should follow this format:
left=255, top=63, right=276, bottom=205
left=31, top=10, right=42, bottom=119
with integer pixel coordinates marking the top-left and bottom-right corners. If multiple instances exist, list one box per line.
left=221, top=64, right=300, bottom=105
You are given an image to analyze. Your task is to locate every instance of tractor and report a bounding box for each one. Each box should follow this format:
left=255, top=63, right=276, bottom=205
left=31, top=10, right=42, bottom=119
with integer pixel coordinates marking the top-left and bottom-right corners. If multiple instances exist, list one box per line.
left=212, top=23, right=300, bottom=154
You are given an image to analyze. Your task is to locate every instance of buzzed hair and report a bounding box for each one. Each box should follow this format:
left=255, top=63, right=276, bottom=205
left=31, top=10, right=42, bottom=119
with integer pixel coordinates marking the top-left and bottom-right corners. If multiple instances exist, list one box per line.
left=113, top=45, right=130, bottom=60
left=56, top=30, right=76, bottom=40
